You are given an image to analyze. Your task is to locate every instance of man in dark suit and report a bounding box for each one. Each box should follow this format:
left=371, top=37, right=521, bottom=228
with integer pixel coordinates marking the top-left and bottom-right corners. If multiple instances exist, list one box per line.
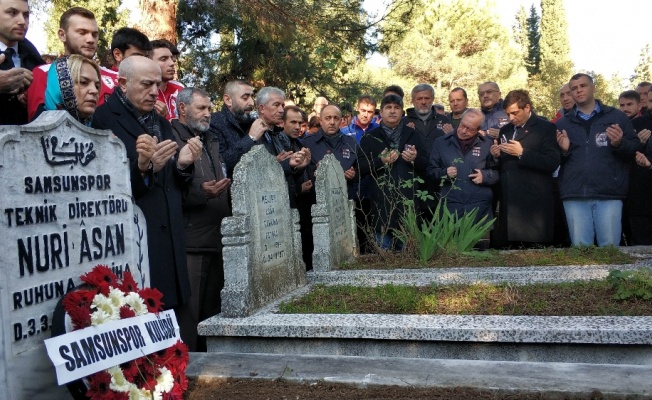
left=92, top=56, right=202, bottom=344
left=490, top=90, right=560, bottom=248
left=0, top=0, right=44, bottom=125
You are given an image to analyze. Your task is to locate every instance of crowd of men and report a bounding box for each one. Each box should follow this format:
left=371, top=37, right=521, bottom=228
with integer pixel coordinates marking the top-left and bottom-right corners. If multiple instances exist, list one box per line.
left=3, top=1, right=652, bottom=351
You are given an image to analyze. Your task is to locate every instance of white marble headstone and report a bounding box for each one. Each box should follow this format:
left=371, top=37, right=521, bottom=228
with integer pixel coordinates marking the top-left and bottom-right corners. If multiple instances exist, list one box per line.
left=220, top=146, right=305, bottom=317
left=0, top=111, right=150, bottom=399
left=311, top=154, right=358, bottom=271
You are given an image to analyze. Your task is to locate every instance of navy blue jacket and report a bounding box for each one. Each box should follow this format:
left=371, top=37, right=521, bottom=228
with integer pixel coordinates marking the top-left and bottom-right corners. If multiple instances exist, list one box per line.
left=208, top=104, right=255, bottom=177
left=301, top=129, right=360, bottom=199
left=555, top=101, right=638, bottom=200
left=427, top=133, right=498, bottom=219
left=481, top=100, right=509, bottom=131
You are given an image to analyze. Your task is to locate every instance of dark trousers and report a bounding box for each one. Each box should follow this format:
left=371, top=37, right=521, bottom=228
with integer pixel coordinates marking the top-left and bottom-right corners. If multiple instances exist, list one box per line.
left=185, top=252, right=224, bottom=351
left=629, top=216, right=652, bottom=245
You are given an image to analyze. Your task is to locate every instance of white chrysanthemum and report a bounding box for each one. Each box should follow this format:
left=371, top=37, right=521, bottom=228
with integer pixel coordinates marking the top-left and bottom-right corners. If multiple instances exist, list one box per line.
left=92, top=294, right=119, bottom=318
left=108, top=366, right=132, bottom=393
left=108, top=287, right=126, bottom=309
left=154, top=367, right=174, bottom=393
left=124, top=292, right=148, bottom=316
left=90, top=309, right=112, bottom=326
left=129, top=386, right=151, bottom=400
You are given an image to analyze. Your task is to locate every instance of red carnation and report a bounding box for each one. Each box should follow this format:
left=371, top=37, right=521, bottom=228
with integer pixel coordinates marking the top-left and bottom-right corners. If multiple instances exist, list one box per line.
left=119, top=305, right=136, bottom=319
left=119, top=271, right=139, bottom=293
left=165, top=341, right=189, bottom=370
left=138, top=288, right=164, bottom=313
left=62, top=290, right=96, bottom=329
left=82, top=265, right=118, bottom=295
left=86, top=371, right=112, bottom=400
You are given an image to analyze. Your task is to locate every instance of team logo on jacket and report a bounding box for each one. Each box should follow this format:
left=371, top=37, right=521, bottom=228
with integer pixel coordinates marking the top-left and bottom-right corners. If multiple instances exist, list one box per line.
left=102, top=75, right=116, bottom=89
left=595, top=132, right=608, bottom=147
left=342, top=148, right=351, bottom=159
left=472, top=146, right=481, bottom=157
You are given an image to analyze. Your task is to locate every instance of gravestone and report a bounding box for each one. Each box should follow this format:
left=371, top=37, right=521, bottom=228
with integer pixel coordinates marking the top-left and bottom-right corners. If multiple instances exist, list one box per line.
left=220, top=146, right=305, bottom=317
left=0, top=111, right=150, bottom=399
left=311, top=154, right=358, bottom=271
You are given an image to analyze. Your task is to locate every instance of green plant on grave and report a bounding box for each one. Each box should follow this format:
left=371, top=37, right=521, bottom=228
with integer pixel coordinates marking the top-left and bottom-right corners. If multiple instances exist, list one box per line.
left=606, top=268, right=652, bottom=300
left=394, top=197, right=495, bottom=263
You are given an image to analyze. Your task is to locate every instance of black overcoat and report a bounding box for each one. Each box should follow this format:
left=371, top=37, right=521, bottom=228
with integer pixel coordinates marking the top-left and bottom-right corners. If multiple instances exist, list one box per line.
left=92, top=93, right=193, bottom=308
left=496, top=113, right=560, bottom=243
left=359, top=124, right=428, bottom=232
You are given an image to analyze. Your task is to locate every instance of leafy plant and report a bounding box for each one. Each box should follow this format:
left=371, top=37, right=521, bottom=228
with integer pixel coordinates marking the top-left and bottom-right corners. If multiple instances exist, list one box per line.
left=607, top=268, right=652, bottom=300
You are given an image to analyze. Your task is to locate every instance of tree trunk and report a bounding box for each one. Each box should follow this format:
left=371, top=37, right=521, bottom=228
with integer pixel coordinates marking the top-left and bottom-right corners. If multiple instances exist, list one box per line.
left=138, top=0, right=178, bottom=43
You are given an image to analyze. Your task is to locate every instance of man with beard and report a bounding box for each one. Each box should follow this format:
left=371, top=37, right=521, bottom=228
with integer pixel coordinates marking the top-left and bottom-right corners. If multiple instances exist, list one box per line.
left=619, top=90, right=642, bottom=120
left=151, top=39, right=184, bottom=121
left=636, top=82, right=650, bottom=116
left=478, top=81, right=509, bottom=138
left=208, top=79, right=267, bottom=177
left=171, top=87, right=230, bottom=351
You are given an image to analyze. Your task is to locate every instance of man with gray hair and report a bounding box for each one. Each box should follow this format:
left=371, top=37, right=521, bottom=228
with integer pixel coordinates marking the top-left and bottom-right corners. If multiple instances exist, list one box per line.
left=405, top=83, right=453, bottom=218
left=92, top=56, right=203, bottom=347
left=478, top=81, right=509, bottom=137
left=171, top=87, right=230, bottom=351
left=256, top=86, right=310, bottom=174
left=427, top=108, right=499, bottom=225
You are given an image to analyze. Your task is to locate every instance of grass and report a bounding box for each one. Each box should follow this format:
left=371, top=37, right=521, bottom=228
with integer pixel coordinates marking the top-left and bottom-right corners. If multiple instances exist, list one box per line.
left=278, top=280, right=652, bottom=316
left=339, top=245, right=635, bottom=270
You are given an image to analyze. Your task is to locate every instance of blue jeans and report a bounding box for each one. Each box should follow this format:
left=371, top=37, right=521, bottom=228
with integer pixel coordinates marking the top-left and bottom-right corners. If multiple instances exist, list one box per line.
left=563, top=199, right=622, bottom=246
left=375, top=233, right=403, bottom=251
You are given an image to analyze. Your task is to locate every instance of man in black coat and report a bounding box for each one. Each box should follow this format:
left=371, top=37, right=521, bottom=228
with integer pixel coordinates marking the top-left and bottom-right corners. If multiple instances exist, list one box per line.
left=0, top=0, right=45, bottom=125
left=359, top=94, right=428, bottom=251
left=208, top=79, right=267, bottom=177
left=92, top=56, right=202, bottom=344
left=490, top=90, right=560, bottom=247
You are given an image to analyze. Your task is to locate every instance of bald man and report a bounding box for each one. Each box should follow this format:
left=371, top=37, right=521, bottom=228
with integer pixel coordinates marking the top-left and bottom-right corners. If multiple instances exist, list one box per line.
left=92, top=56, right=203, bottom=349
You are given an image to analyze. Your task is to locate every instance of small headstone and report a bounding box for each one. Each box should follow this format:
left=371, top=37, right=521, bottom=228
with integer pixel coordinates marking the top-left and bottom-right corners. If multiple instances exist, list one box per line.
left=221, top=146, right=305, bottom=317
left=0, top=111, right=149, bottom=399
left=311, top=154, right=358, bottom=271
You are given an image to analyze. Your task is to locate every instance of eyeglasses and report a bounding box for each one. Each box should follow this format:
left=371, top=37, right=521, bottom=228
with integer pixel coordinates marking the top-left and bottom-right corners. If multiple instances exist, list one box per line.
left=478, top=90, right=498, bottom=97
left=458, top=123, right=478, bottom=132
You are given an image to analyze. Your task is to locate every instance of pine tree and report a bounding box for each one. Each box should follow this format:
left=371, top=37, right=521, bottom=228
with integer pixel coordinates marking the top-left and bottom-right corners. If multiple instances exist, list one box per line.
left=538, top=0, right=572, bottom=117
left=526, top=5, right=541, bottom=76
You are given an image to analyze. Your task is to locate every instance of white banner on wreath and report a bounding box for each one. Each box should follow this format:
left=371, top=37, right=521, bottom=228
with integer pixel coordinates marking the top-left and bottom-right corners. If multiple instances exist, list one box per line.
left=44, top=310, right=180, bottom=385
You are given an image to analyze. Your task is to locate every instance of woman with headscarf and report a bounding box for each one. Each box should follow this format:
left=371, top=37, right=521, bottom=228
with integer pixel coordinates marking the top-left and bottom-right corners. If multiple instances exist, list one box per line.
left=33, top=55, right=101, bottom=125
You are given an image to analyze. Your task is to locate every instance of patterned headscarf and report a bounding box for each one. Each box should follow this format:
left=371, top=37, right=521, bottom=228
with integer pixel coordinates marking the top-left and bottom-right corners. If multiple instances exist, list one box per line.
left=44, top=56, right=92, bottom=126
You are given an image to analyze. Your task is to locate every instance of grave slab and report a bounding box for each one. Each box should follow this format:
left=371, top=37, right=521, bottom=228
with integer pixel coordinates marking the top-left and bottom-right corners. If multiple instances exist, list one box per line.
left=0, top=112, right=149, bottom=399
left=311, top=153, right=357, bottom=271
left=220, top=146, right=305, bottom=317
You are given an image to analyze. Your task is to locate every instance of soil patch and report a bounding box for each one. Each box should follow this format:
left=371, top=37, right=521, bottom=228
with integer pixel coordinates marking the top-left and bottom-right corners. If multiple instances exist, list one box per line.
left=341, top=246, right=635, bottom=270
left=185, top=378, right=616, bottom=399
left=279, top=280, right=652, bottom=316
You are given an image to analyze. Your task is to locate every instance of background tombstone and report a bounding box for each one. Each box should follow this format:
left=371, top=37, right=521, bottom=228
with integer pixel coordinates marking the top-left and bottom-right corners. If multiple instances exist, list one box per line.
left=220, top=146, right=305, bottom=317
left=311, top=154, right=358, bottom=272
left=0, top=111, right=149, bottom=399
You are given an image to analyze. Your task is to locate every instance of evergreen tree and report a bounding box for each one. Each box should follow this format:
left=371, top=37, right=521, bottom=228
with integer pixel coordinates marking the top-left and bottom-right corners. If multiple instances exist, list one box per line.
left=138, top=0, right=178, bottom=43
left=526, top=5, right=541, bottom=76
left=43, top=0, right=128, bottom=65
left=538, top=0, right=572, bottom=118
left=513, top=4, right=528, bottom=66
left=383, top=0, right=527, bottom=101
left=176, top=0, right=417, bottom=107
left=631, top=44, right=652, bottom=84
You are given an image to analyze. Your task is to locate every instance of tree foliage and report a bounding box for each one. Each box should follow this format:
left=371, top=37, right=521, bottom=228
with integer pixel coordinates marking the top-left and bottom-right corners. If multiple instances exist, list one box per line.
left=43, top=0, right=129, bottom=63
left=631, top=43, right=652, bottom=84
left=525, top=5, right=541, bottom=76
left=537, top=0, right=572, bottom=118
left=176, top=0, right=416, bottom=108
left=383, top=0, right=527, bottom=102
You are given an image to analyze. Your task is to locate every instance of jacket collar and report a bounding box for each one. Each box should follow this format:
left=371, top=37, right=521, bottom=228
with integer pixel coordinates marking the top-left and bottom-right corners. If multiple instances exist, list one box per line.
left=171, top=119, right=197, bottom=141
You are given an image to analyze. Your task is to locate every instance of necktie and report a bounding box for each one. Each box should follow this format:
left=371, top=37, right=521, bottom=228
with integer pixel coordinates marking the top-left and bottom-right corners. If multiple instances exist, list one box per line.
left=0, top=48, right=15, bottom=70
